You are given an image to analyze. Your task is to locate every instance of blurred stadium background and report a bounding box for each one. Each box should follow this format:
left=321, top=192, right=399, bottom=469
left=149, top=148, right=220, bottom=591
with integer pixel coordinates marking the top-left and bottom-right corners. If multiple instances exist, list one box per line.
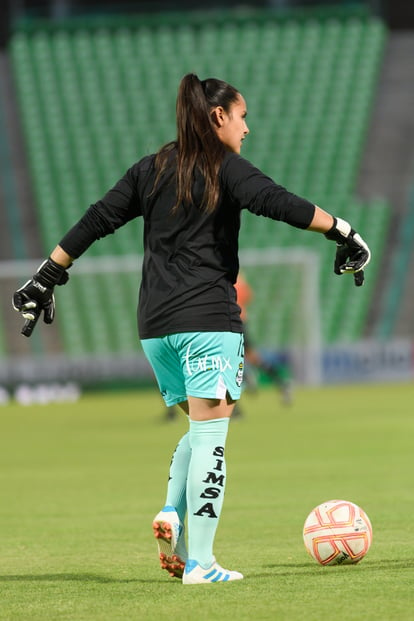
left=1, top=0, right=414, bottom=399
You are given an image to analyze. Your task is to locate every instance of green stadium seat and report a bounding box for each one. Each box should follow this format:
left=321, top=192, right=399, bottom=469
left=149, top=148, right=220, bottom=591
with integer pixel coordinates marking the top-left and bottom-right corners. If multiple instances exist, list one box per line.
left=9, top=9, right=389, bottom=354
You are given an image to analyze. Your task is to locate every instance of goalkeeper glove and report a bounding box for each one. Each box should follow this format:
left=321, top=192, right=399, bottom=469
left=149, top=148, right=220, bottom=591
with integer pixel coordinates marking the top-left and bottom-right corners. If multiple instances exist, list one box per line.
left=325, top=217, right=371, bottom=287
left=12, top=257, right=71, bottom=337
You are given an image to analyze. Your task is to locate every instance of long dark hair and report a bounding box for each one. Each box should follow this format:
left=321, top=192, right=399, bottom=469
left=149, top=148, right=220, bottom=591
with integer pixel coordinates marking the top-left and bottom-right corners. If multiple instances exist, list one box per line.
left=153, top=73, right=240, bottom=214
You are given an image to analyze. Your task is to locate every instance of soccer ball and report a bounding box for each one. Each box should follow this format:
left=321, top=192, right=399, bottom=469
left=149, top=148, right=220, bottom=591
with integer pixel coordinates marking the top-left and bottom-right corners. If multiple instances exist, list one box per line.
left=303, top=499, right=372, bottom=566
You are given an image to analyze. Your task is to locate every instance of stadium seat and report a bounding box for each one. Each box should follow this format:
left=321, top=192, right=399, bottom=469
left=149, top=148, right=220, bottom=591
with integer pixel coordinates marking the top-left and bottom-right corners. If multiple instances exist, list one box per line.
left=9, top=8, right=389, bottom=354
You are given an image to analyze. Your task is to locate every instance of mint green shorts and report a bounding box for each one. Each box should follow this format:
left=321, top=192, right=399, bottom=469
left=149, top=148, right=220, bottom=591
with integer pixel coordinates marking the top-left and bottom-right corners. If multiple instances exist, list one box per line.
left=141, top=332, right=245, bottom=406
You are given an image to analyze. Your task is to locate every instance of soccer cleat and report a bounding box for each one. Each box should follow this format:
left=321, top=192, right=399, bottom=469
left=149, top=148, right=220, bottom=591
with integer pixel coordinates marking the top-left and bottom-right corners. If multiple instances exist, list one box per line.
left=152, top=505, right=187, bottom=578
left=182, top=557, right=244, bottom=585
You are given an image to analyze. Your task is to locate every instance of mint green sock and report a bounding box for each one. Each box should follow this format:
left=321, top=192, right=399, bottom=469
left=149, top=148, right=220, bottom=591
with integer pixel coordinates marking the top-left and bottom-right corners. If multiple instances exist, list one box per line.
left=187, top=417, right=230, bottom=568
left=165, top=431, right=191, bottom=525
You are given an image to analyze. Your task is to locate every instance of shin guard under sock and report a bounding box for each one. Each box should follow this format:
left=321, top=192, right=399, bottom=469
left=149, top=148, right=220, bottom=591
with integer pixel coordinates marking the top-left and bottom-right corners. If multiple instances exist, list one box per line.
left=165, top=431, right=191, bottom=525
left=187, top=417, right=230, bottom=568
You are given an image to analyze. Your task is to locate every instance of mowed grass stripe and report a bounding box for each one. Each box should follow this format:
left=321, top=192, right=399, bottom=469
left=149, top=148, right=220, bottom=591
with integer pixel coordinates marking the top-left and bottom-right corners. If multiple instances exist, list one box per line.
left=0, top=382, right=413, bottom=620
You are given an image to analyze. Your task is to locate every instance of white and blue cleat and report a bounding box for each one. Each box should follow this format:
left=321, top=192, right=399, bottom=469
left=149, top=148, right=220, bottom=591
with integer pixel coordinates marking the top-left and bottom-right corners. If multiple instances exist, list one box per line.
left=152, top=505, right=187, bottom=579
left=183, top=557, right=244, bottom=585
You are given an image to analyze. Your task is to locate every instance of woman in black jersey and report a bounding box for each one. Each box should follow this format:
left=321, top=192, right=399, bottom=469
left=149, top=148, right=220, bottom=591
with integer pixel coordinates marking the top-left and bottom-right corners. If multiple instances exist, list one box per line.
left=13, top=73, right=370, bottom=585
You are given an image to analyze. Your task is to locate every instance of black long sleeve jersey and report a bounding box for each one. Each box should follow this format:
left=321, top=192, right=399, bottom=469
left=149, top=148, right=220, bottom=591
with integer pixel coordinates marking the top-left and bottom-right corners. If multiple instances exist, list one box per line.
left=59, top=151, right=316, bottom=339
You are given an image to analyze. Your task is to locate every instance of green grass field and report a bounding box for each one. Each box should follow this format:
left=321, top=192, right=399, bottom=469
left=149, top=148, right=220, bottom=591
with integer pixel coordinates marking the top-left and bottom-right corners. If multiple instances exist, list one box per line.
left=1, top=382, right=413, bottom=620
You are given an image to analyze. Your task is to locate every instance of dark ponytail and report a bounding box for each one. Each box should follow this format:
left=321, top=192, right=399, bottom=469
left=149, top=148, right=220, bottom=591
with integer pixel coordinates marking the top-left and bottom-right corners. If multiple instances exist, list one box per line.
left=154, top=73, right=240, bottom=214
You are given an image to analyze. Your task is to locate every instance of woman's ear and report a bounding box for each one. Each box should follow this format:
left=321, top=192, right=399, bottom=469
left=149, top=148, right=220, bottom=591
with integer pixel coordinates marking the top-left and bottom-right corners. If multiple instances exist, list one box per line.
left=211, top=106, right=225, bottom=128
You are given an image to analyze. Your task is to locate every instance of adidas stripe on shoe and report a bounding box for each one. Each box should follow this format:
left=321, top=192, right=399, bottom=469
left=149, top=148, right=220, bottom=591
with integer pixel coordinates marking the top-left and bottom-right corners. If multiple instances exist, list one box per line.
left=183, top=557, right=244, bottom=585
left=152, top=505, right=187, bottom=579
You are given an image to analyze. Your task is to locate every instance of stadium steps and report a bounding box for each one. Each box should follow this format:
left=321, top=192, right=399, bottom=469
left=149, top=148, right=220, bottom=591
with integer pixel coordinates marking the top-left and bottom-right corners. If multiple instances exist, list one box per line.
left=356, top=32, right=414, bottom=338
left=392, top=187, right=414, bottom=337
left=375, top=185, right=414, bottom=339
left=0, top=51, right=51, bottom=357
left=0, top=49, right=66, bottom=357
left=0, top=53, right=14, bottom=356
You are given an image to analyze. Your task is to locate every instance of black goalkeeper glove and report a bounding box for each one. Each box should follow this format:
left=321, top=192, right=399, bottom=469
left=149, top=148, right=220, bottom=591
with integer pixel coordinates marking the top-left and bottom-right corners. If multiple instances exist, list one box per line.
left=325, top=217, right=371, bottom=287
left=12, top=257, right=71, bottom=337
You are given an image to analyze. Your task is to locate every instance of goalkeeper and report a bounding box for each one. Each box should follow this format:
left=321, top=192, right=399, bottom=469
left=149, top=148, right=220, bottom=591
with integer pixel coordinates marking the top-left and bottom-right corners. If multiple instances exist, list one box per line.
left=12, top=73, right=370, bottom=585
